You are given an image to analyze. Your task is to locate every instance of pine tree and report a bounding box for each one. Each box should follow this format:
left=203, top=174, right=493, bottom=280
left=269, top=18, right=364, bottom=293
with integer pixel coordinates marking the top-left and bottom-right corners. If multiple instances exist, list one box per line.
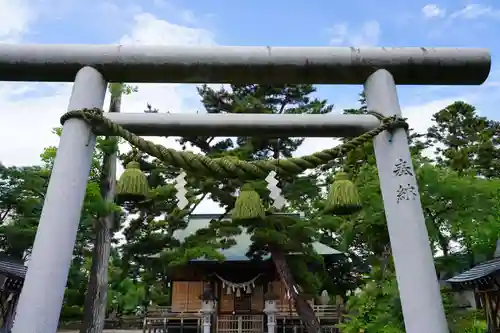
left=425, top=101, right=500, bottom=178
left=118, top=84, right=334, bottom=333
left=80, top=83, right=126, bottom=333
left=176, top=84, right=334, bottom=333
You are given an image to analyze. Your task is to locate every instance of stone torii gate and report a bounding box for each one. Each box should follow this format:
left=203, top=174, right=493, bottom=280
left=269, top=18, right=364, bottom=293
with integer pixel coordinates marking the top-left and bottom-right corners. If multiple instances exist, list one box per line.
left=1, top=44, right=490, bottom=333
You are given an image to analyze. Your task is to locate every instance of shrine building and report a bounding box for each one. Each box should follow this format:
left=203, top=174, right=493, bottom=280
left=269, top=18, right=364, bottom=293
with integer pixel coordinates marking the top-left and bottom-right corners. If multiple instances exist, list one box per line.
left=144, top=213, right=345, bottom=333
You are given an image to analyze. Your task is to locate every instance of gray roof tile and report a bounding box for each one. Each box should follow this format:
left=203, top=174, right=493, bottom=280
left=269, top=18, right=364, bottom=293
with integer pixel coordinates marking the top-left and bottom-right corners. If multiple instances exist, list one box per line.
left=0, top=257, right=27, bottom=280
left=447, top=257, right=500, bottom=284
left=174, top=214, right=342, bottom=261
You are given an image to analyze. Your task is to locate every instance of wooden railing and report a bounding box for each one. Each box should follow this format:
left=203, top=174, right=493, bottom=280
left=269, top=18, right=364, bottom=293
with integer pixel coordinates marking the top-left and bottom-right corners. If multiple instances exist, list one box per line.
left=277, top=322, right=340, bottom=333
left=145, top=304, right=343, bottom=319
left=143, top=306, right=201, bottom=333
left=142, top=304, right=345, bottom=332
left=217, top=314, right=264, bottom=333
left=277, top=304, right=344, bottom=320
left=276, top=304, right=344, bottom=333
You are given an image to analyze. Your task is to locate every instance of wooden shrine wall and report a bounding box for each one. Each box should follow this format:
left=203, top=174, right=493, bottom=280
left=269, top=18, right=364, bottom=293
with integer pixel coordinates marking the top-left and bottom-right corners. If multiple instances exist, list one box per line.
left=171, top=281, right=204, bottom=312
left=170, top=280, right=266, bottom=313
left=170, top=279, right=310, bottom=314
left=218, top=282, right=264, bottom=313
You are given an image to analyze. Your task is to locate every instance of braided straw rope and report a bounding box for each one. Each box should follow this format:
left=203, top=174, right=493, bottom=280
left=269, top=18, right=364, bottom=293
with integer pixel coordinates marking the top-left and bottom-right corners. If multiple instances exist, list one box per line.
left=60, top=108, right=408, bottom=180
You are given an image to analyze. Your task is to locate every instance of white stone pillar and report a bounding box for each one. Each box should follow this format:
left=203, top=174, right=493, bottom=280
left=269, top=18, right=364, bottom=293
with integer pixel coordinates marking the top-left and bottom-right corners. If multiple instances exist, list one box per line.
left=201, top=299, right=215, bottom=333
left=11, top=66, right=106, bottom=333
left=264, top=299, right=278, bottom=333
left=364, top=69, right=449, bottom=333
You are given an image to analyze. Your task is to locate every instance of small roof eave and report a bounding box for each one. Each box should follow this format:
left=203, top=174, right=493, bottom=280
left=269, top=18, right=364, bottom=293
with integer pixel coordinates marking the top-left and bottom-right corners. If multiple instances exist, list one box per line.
left=446, top=257, right=500, bottom=287
left=0, top=256, right=27, bottom=280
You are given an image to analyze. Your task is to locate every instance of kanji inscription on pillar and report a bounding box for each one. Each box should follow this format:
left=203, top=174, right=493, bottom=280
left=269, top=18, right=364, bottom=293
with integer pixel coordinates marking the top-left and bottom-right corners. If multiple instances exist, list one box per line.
left=393, top=157, right=417, bottom=204
left=396, top=184, right=417, bottom=204
left=393, top=158, right=413, bottom=177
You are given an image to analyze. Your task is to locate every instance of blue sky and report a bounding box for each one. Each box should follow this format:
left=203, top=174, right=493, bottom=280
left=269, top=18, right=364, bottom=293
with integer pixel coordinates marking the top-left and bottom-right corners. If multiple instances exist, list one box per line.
left=0, top=0, right=499, bottom=177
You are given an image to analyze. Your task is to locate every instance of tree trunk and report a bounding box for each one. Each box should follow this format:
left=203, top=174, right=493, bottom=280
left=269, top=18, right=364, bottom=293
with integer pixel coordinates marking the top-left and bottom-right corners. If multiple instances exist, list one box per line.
left=269, top=246, right=321, bottom=333
left=380, top=244, right=392, bottom=276
left=79, top=88, right=121, bottom=333
left=79, top=215, right=113, bottom=333
left=268, top=142, right=321, bottom=332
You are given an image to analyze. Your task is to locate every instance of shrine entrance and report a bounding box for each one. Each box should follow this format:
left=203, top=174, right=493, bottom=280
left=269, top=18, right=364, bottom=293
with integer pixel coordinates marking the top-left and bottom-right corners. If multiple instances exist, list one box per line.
left=4, top=44, right=491, bottom=333
left=216, top=272, right=265, bottom=333
left=217, top=314, right=264, bottom=333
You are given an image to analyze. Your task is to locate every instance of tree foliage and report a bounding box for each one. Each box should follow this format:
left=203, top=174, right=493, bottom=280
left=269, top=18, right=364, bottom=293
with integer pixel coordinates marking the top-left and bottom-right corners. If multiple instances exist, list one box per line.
left=334, top=99, right=499, bottom=332
left=0, top=83, right=497, bottom=333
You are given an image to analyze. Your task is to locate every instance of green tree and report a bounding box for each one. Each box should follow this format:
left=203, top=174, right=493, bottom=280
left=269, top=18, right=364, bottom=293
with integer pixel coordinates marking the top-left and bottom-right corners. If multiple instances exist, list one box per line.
left=117, top=84, right=335, bottom=333
left=333, top=159, right=498, bottom=332
left=423, top=101, right=500, bottom=273
left=37, top=142, right=116, bottom=323
left=118, top=104, right=204, bottom=312
left=333, top=158, right=499, bottom=260
left=425, top=101, right=500, bottom=178
left=79, top=83, right=131, bottom=333
left=337, top=266, right=404, bottom=333
left=175, top=84, right=333, bottom=333
left=311, top=98, right=499, bottom=332
left=339, top=266, right=487, bottom=333
left=0, top=165, right=48, bottom=259
left=418, top=163, right=500, bottom=259
left=107, top=252, right=146, bottom=316
left=0, top=153, right=115, bottom=322
left=32, top=86, right=134, bottom=324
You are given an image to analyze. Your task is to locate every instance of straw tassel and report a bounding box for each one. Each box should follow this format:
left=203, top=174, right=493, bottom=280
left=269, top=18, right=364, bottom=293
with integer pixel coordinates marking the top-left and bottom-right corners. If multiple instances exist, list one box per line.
left=324, top=171, right=362, bottom=215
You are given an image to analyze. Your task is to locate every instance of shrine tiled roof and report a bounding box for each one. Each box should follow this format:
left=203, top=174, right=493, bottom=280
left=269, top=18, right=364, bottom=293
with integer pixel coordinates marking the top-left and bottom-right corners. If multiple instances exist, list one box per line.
left=446, top=257, right=500, bottom=286
left=0, top=256, right=27, bottom=280
left=172, top=213, right=342, bottom=261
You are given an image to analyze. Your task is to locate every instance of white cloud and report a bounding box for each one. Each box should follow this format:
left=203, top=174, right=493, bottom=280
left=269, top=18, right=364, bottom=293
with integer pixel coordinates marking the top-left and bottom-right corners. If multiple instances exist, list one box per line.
left=0, top=0, right=35, bottom=42
left=328, top=21, right=380, bottom=46
left=0, top=83, right=72, bottom=166
left=403, top=97, right=470, bottom=161
left=0, top=10, right=216, bottom=167
left=403, top=98, right=460, bottom=134
left=0, top=8, right=227, bottom=213
left=116, top=13, right=219, bottom=214
left=422, top=4, right=446, bottom=18
left=110, top=10, right=221, bottom=214
left=117, top=12, right=215, bottom=125
left=450, top=4, right=500, bottom=19
left=421, top=3, right=500, bottom=21
left=328, top=23, right=348, bottom=45
left=120, top=13, right=215, bottom=46
left=0, top=5, right=477, bottom=216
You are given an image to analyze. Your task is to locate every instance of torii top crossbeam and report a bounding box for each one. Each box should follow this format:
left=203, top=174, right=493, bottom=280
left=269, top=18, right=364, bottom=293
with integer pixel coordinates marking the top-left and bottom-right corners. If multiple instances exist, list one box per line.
left=0, top=44, right=491, bottom=85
